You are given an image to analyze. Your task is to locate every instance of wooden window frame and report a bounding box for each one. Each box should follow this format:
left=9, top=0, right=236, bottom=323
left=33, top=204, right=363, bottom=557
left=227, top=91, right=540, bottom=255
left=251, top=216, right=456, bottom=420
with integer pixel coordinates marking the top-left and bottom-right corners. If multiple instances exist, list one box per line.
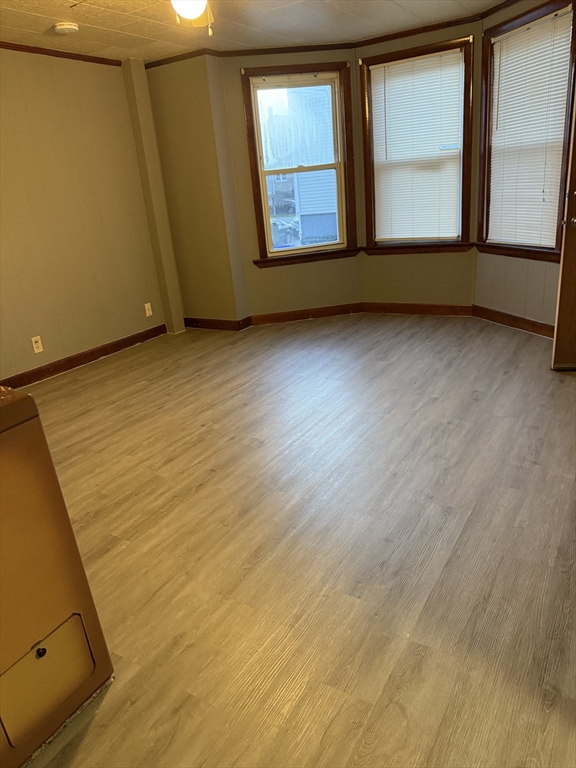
left=477, top=0, right=576, bottom=264
left=241, top=62, right=357, bottom=268
left=360, top=37, right=474, bottom=255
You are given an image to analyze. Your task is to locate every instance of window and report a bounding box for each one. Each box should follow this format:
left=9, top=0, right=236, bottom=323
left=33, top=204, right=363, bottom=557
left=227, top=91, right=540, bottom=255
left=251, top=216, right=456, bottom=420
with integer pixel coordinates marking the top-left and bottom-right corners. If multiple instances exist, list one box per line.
left=361, top=39, right=473, bottom=250
left=480, top=4, right=574, bottom=258
left=241, top=63, right=356, bottom=266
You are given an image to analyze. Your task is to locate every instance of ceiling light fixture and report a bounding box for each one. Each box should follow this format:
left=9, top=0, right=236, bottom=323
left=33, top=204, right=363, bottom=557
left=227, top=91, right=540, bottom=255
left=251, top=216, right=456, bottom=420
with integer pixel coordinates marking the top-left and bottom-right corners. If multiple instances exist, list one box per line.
left=171, top=0, right=207, bottom=20
left=171, top=0, right=214, bottom=36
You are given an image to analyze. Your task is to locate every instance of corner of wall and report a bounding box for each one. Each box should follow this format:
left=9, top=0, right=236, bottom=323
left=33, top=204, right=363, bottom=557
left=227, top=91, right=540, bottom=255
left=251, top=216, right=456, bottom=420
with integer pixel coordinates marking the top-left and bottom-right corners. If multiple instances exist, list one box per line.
left=122, top=58, right=185, bottom=333
left=204, top=56, right=250, bottom=319
left=146, top=55, right=241, bottom=321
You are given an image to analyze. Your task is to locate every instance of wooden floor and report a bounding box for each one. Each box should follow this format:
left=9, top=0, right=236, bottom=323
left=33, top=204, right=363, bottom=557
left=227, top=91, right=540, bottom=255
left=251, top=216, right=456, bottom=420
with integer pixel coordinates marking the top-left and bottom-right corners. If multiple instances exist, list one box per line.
left=26, top=314, right=575, bottom=768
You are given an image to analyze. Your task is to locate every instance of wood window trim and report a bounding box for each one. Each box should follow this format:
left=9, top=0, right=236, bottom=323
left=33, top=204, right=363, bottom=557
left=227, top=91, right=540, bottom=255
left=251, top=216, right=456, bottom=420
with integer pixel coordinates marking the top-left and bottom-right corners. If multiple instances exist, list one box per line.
left=241, top=61, right=357, bottom=267
left=252, top=242, right=559, bottom=266
left=360, top=37, right=474, bottom=251
left=475, top=244, right=562, bottom=263
left=365, top=243, right=474, bottom=256
left=477, top=0, right=576, bottom=258
left=253, top=248, right=360, bottom=268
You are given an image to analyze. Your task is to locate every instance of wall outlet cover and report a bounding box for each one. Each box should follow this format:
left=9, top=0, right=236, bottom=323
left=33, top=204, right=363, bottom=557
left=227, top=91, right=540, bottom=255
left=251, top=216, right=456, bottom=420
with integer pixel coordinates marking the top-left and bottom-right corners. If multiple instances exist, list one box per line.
left=145, top=303, right=153, bottom=317
left=31, top=336, right=43, bottom=354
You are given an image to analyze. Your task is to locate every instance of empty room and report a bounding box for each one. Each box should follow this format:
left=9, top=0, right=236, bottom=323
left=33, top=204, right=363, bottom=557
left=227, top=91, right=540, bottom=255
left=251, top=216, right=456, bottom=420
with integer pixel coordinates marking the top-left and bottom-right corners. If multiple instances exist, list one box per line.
left=0, top=0, right=575, bottom=767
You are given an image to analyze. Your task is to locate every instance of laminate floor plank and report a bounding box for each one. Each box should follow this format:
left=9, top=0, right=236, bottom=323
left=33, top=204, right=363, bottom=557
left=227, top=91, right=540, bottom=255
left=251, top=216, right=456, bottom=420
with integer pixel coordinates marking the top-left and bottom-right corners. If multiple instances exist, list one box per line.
left=347, top=641, right=463, bottom=768
left=22, top=315, right=574, bottom=768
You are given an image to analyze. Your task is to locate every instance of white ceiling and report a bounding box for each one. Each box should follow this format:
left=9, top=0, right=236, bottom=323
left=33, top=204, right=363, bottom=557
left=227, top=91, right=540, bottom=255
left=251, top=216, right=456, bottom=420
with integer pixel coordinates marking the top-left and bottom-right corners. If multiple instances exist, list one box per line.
left=0, top=0, right=501, bottom=62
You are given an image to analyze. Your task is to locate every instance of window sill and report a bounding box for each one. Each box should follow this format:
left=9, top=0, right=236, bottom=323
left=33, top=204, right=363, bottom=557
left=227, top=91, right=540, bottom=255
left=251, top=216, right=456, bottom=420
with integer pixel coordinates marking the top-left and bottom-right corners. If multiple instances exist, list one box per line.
left=365, top=242, right=473, bottom=255
left=253, top=248, right=360, bottom=268
left=476, top=242, right=561, bottom=263
left=253, top=242, right=561, bottom=266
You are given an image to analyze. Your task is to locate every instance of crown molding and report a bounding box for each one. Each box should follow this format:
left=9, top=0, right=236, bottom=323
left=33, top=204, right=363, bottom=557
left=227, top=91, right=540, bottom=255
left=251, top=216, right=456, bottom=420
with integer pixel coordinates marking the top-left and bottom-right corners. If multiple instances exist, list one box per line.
left=0, top=40, right=121, bottom=66
left=144, top=0, right=523, bottom=69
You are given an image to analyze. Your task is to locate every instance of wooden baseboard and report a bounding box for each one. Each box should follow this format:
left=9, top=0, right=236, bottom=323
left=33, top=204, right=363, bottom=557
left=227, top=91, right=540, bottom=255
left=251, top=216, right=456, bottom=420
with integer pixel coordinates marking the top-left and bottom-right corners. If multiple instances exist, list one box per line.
left=3, top=305, right=554, bottom=391
left=364, top=302, right=473, bottom=316
left=472, top=305, right=554, bottom=338
left=184, top=316, right=252, bottom=331
left=251, top=303, right=364, bottom=326
left=189, top=303, right=545, bottom=330
left=1, top=324, right=167, bottom=389
left=252, top=302, right=470, bottom=325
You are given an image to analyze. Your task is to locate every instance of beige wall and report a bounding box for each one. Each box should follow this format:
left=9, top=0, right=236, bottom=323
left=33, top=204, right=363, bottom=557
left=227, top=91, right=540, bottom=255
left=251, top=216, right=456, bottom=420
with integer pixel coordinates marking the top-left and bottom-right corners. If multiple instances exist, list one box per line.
left=475, top=253, right=559, bottom=324
left=147, top=56, right=239, bottom=321
left=363, top=251, right=476, bottom=305
left=0, top=49, right=163, bottom=380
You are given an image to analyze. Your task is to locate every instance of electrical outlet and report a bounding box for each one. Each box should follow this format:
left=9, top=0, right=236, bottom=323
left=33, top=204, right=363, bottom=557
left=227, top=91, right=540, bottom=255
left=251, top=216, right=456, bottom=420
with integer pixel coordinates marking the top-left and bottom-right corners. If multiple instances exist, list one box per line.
left=31, top=336, right=43, bottom=354
left=144, top=302, right=153, bottom=317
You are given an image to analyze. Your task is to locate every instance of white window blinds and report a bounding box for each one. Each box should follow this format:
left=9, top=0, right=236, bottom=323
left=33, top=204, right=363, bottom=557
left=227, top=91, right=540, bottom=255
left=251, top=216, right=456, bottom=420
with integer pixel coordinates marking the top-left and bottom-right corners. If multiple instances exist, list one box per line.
left=488, top=8, right=573, bottom=248
left=370, top=49, right=464, bottom=242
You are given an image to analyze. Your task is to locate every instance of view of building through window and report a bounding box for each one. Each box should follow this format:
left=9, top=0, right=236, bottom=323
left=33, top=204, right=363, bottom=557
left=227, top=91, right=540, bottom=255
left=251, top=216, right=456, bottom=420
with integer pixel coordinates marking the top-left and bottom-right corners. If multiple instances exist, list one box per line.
left=254, top=79, right=342, bottom=253
left=264, top=170, right=338, bottom=249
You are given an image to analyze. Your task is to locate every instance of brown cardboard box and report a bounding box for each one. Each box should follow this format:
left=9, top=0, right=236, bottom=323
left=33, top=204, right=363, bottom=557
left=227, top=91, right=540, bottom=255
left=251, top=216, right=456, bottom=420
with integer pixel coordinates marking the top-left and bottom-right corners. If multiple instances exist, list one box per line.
left=0, top=388, right=113, bottom=768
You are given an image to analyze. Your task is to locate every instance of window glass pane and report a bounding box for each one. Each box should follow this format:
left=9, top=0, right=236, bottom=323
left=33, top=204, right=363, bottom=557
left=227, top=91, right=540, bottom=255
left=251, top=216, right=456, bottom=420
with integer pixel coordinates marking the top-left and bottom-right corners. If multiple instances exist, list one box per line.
left=488, top=10, right=572, bottom=248
left=256, top=85, right=335, bottom=171
left=371, top=50, right=463, bottom=241
left=265, top=169, right=339, bottom=251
